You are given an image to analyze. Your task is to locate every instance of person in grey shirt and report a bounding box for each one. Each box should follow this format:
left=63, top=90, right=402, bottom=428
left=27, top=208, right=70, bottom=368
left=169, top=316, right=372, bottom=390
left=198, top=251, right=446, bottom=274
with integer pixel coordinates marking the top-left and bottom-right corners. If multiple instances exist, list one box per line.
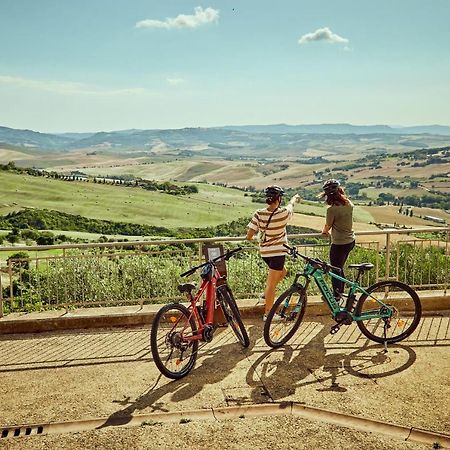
left=320, top=179, right=355, bottom=299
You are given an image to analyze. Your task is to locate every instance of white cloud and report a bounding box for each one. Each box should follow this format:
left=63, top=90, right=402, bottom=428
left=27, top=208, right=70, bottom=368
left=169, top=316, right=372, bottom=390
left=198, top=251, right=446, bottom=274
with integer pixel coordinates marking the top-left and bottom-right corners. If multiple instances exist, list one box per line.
left=136, top=6, right=219, bottom=30
left=298, top=27, right=349, bottom=45
left=167, top=78, right=185, bottom=86
left=0, top=75, right=148, bottom=96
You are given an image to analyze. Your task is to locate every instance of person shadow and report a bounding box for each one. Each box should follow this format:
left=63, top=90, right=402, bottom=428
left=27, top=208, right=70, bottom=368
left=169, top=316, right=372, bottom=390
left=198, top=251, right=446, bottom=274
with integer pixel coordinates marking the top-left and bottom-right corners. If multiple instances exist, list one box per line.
left=247, top=320, right=349, bottom=401
left=97, top=325, right=259, bottom=429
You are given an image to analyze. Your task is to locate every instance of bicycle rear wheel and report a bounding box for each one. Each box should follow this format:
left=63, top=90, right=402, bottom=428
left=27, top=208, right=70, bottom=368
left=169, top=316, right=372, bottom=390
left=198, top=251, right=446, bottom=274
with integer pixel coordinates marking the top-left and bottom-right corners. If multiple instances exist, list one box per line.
left=355, top=280, right=422, bottom=344
left=150, top=303, right=199, bottom=379
left=216, top=285, right=250, bottom=348
left=264, top=286, right=307, bottom=348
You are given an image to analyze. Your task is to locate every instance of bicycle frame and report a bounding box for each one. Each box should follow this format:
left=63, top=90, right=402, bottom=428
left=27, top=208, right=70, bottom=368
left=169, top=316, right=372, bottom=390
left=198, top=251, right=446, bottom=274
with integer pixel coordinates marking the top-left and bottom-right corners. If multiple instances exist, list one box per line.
left=295, top=262, right=393, bottom=322
left=191, top=267, right=220, bottom=328
left=176, top=263, right=224, bottom=343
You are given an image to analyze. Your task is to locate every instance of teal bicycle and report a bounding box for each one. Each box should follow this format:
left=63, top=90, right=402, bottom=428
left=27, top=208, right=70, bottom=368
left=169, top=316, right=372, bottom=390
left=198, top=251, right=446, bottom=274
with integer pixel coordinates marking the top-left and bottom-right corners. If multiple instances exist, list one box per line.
left=264, top=244, right=422, bottom=348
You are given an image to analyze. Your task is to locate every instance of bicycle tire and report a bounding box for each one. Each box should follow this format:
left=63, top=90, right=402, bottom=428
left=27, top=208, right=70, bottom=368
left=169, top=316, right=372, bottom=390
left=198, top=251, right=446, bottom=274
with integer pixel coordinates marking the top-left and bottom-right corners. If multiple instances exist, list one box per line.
left=263, top=286, right=307, bottom=348
left=150, top=303, right=199, bottom=379
left=216, top=285, right=250, bottom=348
left=355, top=280, right=422, bottom=344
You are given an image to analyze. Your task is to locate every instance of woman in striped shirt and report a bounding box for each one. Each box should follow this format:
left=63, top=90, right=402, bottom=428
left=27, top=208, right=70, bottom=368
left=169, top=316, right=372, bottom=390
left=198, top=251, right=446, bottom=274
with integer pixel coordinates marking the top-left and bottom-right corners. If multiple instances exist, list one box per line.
left=246, top=185, right=300, bottom=319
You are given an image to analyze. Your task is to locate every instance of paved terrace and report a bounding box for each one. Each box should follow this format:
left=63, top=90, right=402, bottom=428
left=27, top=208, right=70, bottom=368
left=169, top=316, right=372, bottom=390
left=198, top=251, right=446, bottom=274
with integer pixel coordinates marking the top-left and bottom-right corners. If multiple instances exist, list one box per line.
left=0, top=305, right=449, bottom=449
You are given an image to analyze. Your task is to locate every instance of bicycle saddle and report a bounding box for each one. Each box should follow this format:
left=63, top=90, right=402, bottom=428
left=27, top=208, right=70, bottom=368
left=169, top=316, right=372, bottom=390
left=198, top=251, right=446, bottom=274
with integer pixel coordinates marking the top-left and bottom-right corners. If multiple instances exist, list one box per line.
left=348, top=263, right=374, bottom=271
left=178, top=283, right=196, bottom=293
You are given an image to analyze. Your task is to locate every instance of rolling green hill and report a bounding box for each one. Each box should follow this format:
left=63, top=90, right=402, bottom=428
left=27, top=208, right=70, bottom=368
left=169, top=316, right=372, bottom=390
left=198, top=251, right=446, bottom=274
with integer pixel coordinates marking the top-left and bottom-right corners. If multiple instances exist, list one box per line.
left=0, top=171, right=257, bottom=229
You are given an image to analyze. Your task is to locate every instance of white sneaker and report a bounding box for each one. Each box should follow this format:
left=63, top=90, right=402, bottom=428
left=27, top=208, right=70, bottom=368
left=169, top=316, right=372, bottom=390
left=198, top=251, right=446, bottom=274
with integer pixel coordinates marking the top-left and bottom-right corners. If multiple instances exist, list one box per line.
left=272, top=314, right=284, bottom=322
left=263, top=313, right=284, bottom=322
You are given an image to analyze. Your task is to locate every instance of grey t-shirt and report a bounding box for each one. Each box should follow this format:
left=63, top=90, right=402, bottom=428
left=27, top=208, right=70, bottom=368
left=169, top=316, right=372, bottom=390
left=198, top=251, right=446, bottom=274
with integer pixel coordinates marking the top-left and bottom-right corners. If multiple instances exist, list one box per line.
left=326, top=202, right=355, bottom=245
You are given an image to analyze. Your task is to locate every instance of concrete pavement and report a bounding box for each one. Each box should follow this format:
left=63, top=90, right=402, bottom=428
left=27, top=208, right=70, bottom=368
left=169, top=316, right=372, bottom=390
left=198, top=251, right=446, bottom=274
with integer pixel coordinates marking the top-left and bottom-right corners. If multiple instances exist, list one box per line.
left=0, top=313, right=449, bottom=449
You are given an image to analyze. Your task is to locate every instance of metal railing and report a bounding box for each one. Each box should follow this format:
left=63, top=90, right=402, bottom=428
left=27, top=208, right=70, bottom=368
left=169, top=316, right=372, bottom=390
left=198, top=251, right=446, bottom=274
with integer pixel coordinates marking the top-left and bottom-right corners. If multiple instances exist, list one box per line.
left=0, top=227, right=448, bottom=317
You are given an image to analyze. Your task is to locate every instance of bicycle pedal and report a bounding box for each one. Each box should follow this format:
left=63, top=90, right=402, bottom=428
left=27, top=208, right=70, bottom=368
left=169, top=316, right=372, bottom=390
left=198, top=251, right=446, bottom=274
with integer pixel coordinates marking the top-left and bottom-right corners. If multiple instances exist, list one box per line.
left=330, top=324, right=341, bottom=335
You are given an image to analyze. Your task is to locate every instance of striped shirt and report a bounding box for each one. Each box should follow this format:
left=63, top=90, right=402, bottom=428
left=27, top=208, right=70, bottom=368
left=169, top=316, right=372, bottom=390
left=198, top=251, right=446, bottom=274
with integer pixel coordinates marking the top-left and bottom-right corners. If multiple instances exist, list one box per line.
left=247, top=204, right=294, bottom=257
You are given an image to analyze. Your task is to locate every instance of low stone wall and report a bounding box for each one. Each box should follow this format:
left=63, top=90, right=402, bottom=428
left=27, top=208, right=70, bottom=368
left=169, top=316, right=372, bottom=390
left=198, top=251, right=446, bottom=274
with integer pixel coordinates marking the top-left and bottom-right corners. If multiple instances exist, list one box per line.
left=0, top=292, right=448, bottom=335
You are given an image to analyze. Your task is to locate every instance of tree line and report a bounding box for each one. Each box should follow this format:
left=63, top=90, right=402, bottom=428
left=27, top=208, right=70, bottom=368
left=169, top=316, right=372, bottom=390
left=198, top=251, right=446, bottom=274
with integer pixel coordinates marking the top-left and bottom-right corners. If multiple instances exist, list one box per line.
left=0, top=161, right=198, bottom=196
left=0, top=208, right=318, bottom=247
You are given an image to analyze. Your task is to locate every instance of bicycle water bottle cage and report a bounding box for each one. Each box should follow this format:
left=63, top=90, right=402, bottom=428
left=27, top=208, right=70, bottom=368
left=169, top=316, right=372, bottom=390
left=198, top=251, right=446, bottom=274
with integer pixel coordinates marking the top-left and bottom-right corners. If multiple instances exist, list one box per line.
left=200, top=263, right=213, bottom=281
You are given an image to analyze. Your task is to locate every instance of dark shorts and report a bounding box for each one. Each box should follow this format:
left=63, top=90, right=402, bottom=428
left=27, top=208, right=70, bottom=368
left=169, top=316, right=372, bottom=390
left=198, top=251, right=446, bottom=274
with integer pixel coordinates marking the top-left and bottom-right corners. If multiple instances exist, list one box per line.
left=262, top=255, right=286, bottom=271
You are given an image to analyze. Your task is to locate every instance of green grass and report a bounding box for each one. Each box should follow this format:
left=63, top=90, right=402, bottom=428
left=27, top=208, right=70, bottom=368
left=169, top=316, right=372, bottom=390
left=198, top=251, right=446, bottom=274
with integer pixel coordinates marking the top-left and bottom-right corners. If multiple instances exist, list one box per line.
left=295, top=201, right=326, bottom=217
left=0, top=171, right=256, bottom=229
left=353, top=206, right=375, bottom=223
left=360, top=186, right=420, bottom=200
left=0, top=248, right=63, bottom=264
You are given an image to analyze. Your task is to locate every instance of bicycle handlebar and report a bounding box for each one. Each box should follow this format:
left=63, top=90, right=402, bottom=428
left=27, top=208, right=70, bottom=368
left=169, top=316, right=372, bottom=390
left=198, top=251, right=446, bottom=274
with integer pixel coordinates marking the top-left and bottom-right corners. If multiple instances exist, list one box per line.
left=180, top=247, right=242, bottom=277
left=283, top=244, right=341, bottom=273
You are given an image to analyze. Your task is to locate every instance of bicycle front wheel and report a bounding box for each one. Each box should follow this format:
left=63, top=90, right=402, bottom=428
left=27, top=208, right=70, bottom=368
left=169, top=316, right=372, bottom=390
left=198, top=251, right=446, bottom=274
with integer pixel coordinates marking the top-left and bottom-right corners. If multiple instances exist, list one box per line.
left=150, top=303, right=199, bottom=379
left=355, top=280, right=422, bottom=344
left=216, top=285, right=250, bottom=348
left=264, top=286, right=307, bottom=348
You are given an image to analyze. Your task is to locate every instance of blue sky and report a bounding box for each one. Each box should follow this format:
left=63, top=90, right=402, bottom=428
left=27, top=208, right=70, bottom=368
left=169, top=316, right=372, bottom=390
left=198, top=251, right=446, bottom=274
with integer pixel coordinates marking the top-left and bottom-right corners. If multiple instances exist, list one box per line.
left=1, top=0, right=449, bottom=132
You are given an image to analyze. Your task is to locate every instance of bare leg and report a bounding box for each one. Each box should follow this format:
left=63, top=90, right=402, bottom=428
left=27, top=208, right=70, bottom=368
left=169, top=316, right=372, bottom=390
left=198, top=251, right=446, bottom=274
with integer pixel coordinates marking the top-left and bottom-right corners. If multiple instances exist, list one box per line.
left=264, top=267, right=287, bottom=314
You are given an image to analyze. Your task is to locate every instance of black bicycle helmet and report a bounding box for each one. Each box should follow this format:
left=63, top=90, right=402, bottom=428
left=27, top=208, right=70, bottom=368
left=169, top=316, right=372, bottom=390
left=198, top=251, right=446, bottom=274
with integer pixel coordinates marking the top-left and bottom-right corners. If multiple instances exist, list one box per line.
left=322, top=179, right=340, bottom=195
left=264, top=185, right=285, bottom=199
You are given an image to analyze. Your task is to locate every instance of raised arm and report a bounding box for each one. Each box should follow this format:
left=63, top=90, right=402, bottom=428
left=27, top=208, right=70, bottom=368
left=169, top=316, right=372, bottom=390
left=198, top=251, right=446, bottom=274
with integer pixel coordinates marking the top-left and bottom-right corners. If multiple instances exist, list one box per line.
left=286, top=194, right=301, bottom=215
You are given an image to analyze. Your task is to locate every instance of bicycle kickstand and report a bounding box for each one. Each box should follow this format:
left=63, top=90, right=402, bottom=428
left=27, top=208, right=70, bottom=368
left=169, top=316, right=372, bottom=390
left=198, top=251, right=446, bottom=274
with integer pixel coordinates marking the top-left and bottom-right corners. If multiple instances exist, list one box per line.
left=382, top=325, right=389, bottom=353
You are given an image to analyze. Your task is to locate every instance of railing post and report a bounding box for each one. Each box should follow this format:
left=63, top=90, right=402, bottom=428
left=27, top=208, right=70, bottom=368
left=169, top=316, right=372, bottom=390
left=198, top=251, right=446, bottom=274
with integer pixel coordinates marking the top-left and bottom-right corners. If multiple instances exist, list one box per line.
left=384, top=231, right=391, bottom=280
left=0, top=264, right=3, bottom=318
left=445, top=231, right=449, bottom=295
left=8, top=260, right=14, bottom=310
left=198, top=241, right=203, bottom=264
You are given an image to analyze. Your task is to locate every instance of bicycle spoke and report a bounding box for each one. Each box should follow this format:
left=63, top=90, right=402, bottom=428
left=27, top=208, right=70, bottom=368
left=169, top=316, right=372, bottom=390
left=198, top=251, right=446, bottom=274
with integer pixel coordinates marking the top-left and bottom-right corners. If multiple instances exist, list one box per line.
left=151, top=304, right=199, bottom=379
left=264, top=287, right=307, bottom=348
left=216, top=286, right=249, bottom=347
left=355, top=281, right=421, bottom=344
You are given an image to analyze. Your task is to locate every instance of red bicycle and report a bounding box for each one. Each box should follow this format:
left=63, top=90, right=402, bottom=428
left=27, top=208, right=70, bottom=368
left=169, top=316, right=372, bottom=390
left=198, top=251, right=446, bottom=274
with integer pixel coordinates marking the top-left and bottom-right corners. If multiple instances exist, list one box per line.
left=150, top=247, right=249, bottom=379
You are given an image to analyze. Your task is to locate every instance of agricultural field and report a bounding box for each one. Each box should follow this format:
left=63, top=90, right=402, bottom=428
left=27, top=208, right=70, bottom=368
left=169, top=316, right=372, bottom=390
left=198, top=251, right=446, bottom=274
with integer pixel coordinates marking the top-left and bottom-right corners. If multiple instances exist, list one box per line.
left=0, top=137, right=448, bottom=243
left=2, top=135, right=448, bottom=198
left=361, top=204, right=450, bottom=227
left=39, top=146, right=448, bottom=196
left=0, top=170, right=256, bottom=229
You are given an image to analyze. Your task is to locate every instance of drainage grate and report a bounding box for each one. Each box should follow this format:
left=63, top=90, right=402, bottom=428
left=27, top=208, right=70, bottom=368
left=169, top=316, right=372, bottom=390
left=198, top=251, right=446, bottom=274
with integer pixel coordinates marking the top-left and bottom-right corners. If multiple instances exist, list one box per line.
left=1, top=425, right=44, bottom=439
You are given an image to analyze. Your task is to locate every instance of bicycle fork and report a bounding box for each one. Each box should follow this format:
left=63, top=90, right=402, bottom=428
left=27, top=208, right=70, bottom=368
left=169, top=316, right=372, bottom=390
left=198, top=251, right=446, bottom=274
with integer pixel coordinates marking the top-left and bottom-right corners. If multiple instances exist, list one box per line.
left=280, top=281, right=307, bottom=320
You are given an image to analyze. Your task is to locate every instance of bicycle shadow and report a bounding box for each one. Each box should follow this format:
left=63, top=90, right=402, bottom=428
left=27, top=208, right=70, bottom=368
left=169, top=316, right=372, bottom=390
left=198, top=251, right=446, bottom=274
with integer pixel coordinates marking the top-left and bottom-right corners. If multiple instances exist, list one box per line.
left=247, top=319, right=417, bottom=401
left=97, top=325, right=259, bottom=429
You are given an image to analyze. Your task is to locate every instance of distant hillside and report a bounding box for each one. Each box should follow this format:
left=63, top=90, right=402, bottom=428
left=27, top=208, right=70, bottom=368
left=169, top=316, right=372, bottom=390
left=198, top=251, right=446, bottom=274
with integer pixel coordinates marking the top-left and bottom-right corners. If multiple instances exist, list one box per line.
left=0, top=126, right=74, bottom=149
left=221, top=123, right=450, bottom=135
left=1, top=123, right=450, bottom=152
